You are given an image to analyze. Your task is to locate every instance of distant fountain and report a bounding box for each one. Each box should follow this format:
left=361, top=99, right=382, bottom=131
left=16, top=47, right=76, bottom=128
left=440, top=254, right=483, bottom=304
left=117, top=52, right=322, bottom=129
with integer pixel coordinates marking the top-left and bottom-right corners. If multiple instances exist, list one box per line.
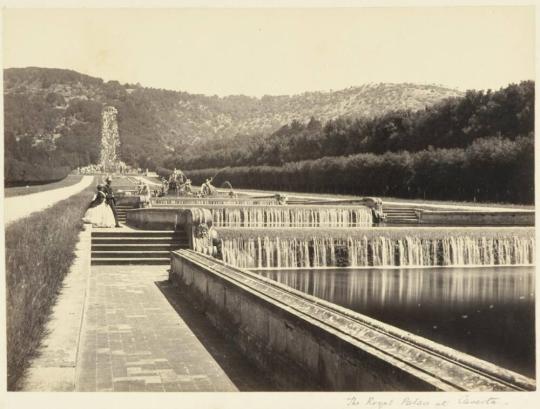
left=99, top=106, right=121, bottom=173
left=219, top=231, right=535, bottom=269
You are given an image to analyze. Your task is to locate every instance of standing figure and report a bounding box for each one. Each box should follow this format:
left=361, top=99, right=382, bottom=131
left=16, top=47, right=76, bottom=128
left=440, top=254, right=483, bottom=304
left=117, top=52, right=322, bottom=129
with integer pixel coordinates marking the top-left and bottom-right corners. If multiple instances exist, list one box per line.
left=82, top=184, right=116, bottom=227
left=139, top=182, right=151, bottom=208
left=103, top=176, right=120, bottom=227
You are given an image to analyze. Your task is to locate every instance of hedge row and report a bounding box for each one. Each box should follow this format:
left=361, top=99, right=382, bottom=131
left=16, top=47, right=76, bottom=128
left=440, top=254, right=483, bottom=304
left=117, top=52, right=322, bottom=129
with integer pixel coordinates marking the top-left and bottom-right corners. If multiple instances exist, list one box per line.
left=4, top=157, right=71, bottom=186
left=186, top=136, right=534, bottom=204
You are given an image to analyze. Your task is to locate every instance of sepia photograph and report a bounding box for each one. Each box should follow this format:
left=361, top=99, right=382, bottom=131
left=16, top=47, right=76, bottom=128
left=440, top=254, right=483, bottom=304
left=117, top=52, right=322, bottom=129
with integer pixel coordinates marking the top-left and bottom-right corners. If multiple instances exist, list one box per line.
left=1, top=2, right=537, bottom=407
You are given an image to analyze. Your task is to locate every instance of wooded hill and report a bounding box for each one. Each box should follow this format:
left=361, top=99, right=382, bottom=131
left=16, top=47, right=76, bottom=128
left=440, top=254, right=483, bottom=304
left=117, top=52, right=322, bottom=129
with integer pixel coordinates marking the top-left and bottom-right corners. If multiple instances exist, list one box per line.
left=171, top=81, right=533, bottom=170
left=4, top=67, right=462, bottom=183
left=180, top=81, right=534, bottom=204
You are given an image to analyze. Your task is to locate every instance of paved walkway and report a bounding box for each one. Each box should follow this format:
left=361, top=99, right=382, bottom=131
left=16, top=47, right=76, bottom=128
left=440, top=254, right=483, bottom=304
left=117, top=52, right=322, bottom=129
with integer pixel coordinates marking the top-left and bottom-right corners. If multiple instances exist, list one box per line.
left=76, top=265, right=272, bottom=392
left=4, top=175, right=94, bottom=225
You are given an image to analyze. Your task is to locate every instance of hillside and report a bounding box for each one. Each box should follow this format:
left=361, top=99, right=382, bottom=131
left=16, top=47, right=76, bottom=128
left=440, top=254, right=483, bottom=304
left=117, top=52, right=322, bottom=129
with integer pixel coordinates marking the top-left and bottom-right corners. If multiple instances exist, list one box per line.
left=4, top=67, right=463, bottom=171
left=171, top=80, right=533, bottom=170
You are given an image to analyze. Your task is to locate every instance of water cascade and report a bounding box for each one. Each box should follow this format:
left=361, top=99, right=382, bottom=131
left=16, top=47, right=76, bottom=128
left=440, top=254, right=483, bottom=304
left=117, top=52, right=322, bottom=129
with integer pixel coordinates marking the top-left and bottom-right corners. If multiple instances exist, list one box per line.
left=220, top=232, right=535, bottom=269
left=99, top=106, right=121, bottom=172
left=212, top=206, right=373, bottom=228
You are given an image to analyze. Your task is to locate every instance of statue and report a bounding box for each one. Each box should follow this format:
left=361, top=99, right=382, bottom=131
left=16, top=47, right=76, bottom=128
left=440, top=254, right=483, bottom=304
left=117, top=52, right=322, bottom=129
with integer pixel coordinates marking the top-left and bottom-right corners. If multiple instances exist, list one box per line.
left=369, top=198, right=386, bottom=225
left=201, top=178, right=217, bottom=197
left=168, top=168, right=187, bottom=196
left=178, top=179, right=193, bottom=196
left=275, top=193, right=288, bottom=205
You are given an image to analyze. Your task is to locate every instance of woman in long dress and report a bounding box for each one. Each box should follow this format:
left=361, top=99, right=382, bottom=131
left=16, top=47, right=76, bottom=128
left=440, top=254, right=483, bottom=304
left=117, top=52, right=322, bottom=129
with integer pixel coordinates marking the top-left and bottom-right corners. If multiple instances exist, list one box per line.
left=82, top=184, right=116, bottom=227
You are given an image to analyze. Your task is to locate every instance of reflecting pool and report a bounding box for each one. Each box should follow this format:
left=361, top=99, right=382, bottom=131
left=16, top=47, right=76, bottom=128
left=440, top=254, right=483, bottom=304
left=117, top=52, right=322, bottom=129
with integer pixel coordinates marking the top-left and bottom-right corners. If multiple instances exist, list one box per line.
left=255, top=266, right=535, bottom=377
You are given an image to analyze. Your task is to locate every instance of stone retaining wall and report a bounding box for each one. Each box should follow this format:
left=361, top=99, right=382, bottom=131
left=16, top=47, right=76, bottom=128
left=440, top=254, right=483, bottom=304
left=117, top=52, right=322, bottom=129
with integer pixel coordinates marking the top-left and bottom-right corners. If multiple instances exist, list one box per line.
left=170, top=250, right=535, bottom=392
left=126, top=208, right=188, bottom=230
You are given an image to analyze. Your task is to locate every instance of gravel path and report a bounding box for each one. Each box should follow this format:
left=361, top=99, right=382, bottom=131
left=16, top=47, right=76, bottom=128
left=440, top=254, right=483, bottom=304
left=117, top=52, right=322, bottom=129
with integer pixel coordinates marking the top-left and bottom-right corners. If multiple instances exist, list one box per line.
left=4, top=175, right=94, bottom=225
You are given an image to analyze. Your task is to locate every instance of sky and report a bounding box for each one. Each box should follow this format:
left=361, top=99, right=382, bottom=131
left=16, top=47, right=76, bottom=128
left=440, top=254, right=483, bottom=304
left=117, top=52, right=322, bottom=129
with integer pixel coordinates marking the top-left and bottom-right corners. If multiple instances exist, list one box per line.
left=2, top=6, right=535, bottom=97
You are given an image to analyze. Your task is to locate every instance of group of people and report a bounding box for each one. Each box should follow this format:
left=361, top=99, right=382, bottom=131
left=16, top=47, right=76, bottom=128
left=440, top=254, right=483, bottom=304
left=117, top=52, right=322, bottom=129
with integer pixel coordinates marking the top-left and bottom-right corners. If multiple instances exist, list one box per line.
left=82, top=176, right=120, bottom=228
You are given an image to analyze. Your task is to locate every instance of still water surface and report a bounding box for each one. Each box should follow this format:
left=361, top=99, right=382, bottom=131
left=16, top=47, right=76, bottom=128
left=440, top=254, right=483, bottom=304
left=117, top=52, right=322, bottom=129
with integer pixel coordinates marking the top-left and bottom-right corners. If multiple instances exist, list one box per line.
left=255, top=266, right=535, bottom=378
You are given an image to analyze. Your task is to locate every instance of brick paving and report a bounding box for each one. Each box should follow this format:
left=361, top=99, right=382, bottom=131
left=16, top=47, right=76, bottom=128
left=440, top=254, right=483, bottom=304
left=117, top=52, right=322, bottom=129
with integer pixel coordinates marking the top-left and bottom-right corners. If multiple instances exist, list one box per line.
left=76, top=265, right=273, bottom=392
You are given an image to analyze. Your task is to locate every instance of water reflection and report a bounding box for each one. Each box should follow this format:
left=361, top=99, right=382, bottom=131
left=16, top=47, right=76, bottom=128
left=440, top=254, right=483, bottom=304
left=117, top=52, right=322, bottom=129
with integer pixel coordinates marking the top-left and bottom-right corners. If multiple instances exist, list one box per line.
left=256, top=266, right=535, bottom=378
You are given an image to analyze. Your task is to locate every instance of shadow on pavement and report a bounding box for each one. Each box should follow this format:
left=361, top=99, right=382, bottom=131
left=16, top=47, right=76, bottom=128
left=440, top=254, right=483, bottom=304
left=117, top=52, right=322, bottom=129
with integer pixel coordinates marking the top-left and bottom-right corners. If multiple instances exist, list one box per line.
left=155, top=279, right=277, bottom=391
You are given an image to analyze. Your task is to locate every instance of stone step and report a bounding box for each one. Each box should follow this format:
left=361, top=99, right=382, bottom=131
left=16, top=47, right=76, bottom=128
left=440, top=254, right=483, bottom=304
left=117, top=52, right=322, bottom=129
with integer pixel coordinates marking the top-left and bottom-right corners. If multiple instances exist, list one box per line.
left=92, top=250, right=172, bottom=258
left=92, top=238, right=188, bottom=245
left=91, top=257, right=171, bottom=265
left=92, top=243, right=186, bottom=251
left=92, top=231, right=185, bottom=237
left=383, top=205, right=419, bottom=224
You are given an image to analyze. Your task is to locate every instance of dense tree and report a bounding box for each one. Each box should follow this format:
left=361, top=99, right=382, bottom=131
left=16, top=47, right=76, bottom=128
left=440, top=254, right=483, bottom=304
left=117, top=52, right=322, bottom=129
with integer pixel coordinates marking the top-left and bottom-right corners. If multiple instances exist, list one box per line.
left=186, top=135, right=534, bottom=204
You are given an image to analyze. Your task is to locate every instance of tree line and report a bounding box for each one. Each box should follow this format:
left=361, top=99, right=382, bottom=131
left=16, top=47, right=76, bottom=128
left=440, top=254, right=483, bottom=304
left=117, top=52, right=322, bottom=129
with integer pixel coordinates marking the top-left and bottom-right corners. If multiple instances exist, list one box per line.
left=185, top=135, right=534, bottom=204
left=166, top=81, right=533, bottom=171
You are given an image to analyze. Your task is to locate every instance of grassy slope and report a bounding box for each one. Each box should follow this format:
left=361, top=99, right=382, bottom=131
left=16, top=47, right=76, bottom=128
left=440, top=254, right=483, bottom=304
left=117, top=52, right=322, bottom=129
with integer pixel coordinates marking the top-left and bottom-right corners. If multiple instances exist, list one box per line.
left=4, top=175, right=83, bottom=198
left=5, top=177, right=95, bottom=390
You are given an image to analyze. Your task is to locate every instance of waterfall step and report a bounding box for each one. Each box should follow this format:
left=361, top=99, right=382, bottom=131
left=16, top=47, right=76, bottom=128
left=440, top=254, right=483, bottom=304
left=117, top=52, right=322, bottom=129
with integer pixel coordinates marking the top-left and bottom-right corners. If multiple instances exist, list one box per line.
left=91, top=230, right=188, bottom=265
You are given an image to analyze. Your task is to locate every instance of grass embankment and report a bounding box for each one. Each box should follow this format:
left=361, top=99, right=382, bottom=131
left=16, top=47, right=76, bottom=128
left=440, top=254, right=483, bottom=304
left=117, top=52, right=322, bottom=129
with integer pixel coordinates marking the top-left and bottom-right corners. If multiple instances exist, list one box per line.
left=5, top=179, right=95, bottom=390
left=4, top=174, right=83, bottom=198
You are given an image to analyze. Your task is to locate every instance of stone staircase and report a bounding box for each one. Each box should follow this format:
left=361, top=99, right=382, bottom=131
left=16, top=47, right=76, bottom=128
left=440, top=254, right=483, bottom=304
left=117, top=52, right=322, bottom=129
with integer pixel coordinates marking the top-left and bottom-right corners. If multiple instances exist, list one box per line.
left=115, top=203, right=136, bottom=224
left=91, top=230, right=189, bottom=265
left=382, top=206, right=419, bottom=224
